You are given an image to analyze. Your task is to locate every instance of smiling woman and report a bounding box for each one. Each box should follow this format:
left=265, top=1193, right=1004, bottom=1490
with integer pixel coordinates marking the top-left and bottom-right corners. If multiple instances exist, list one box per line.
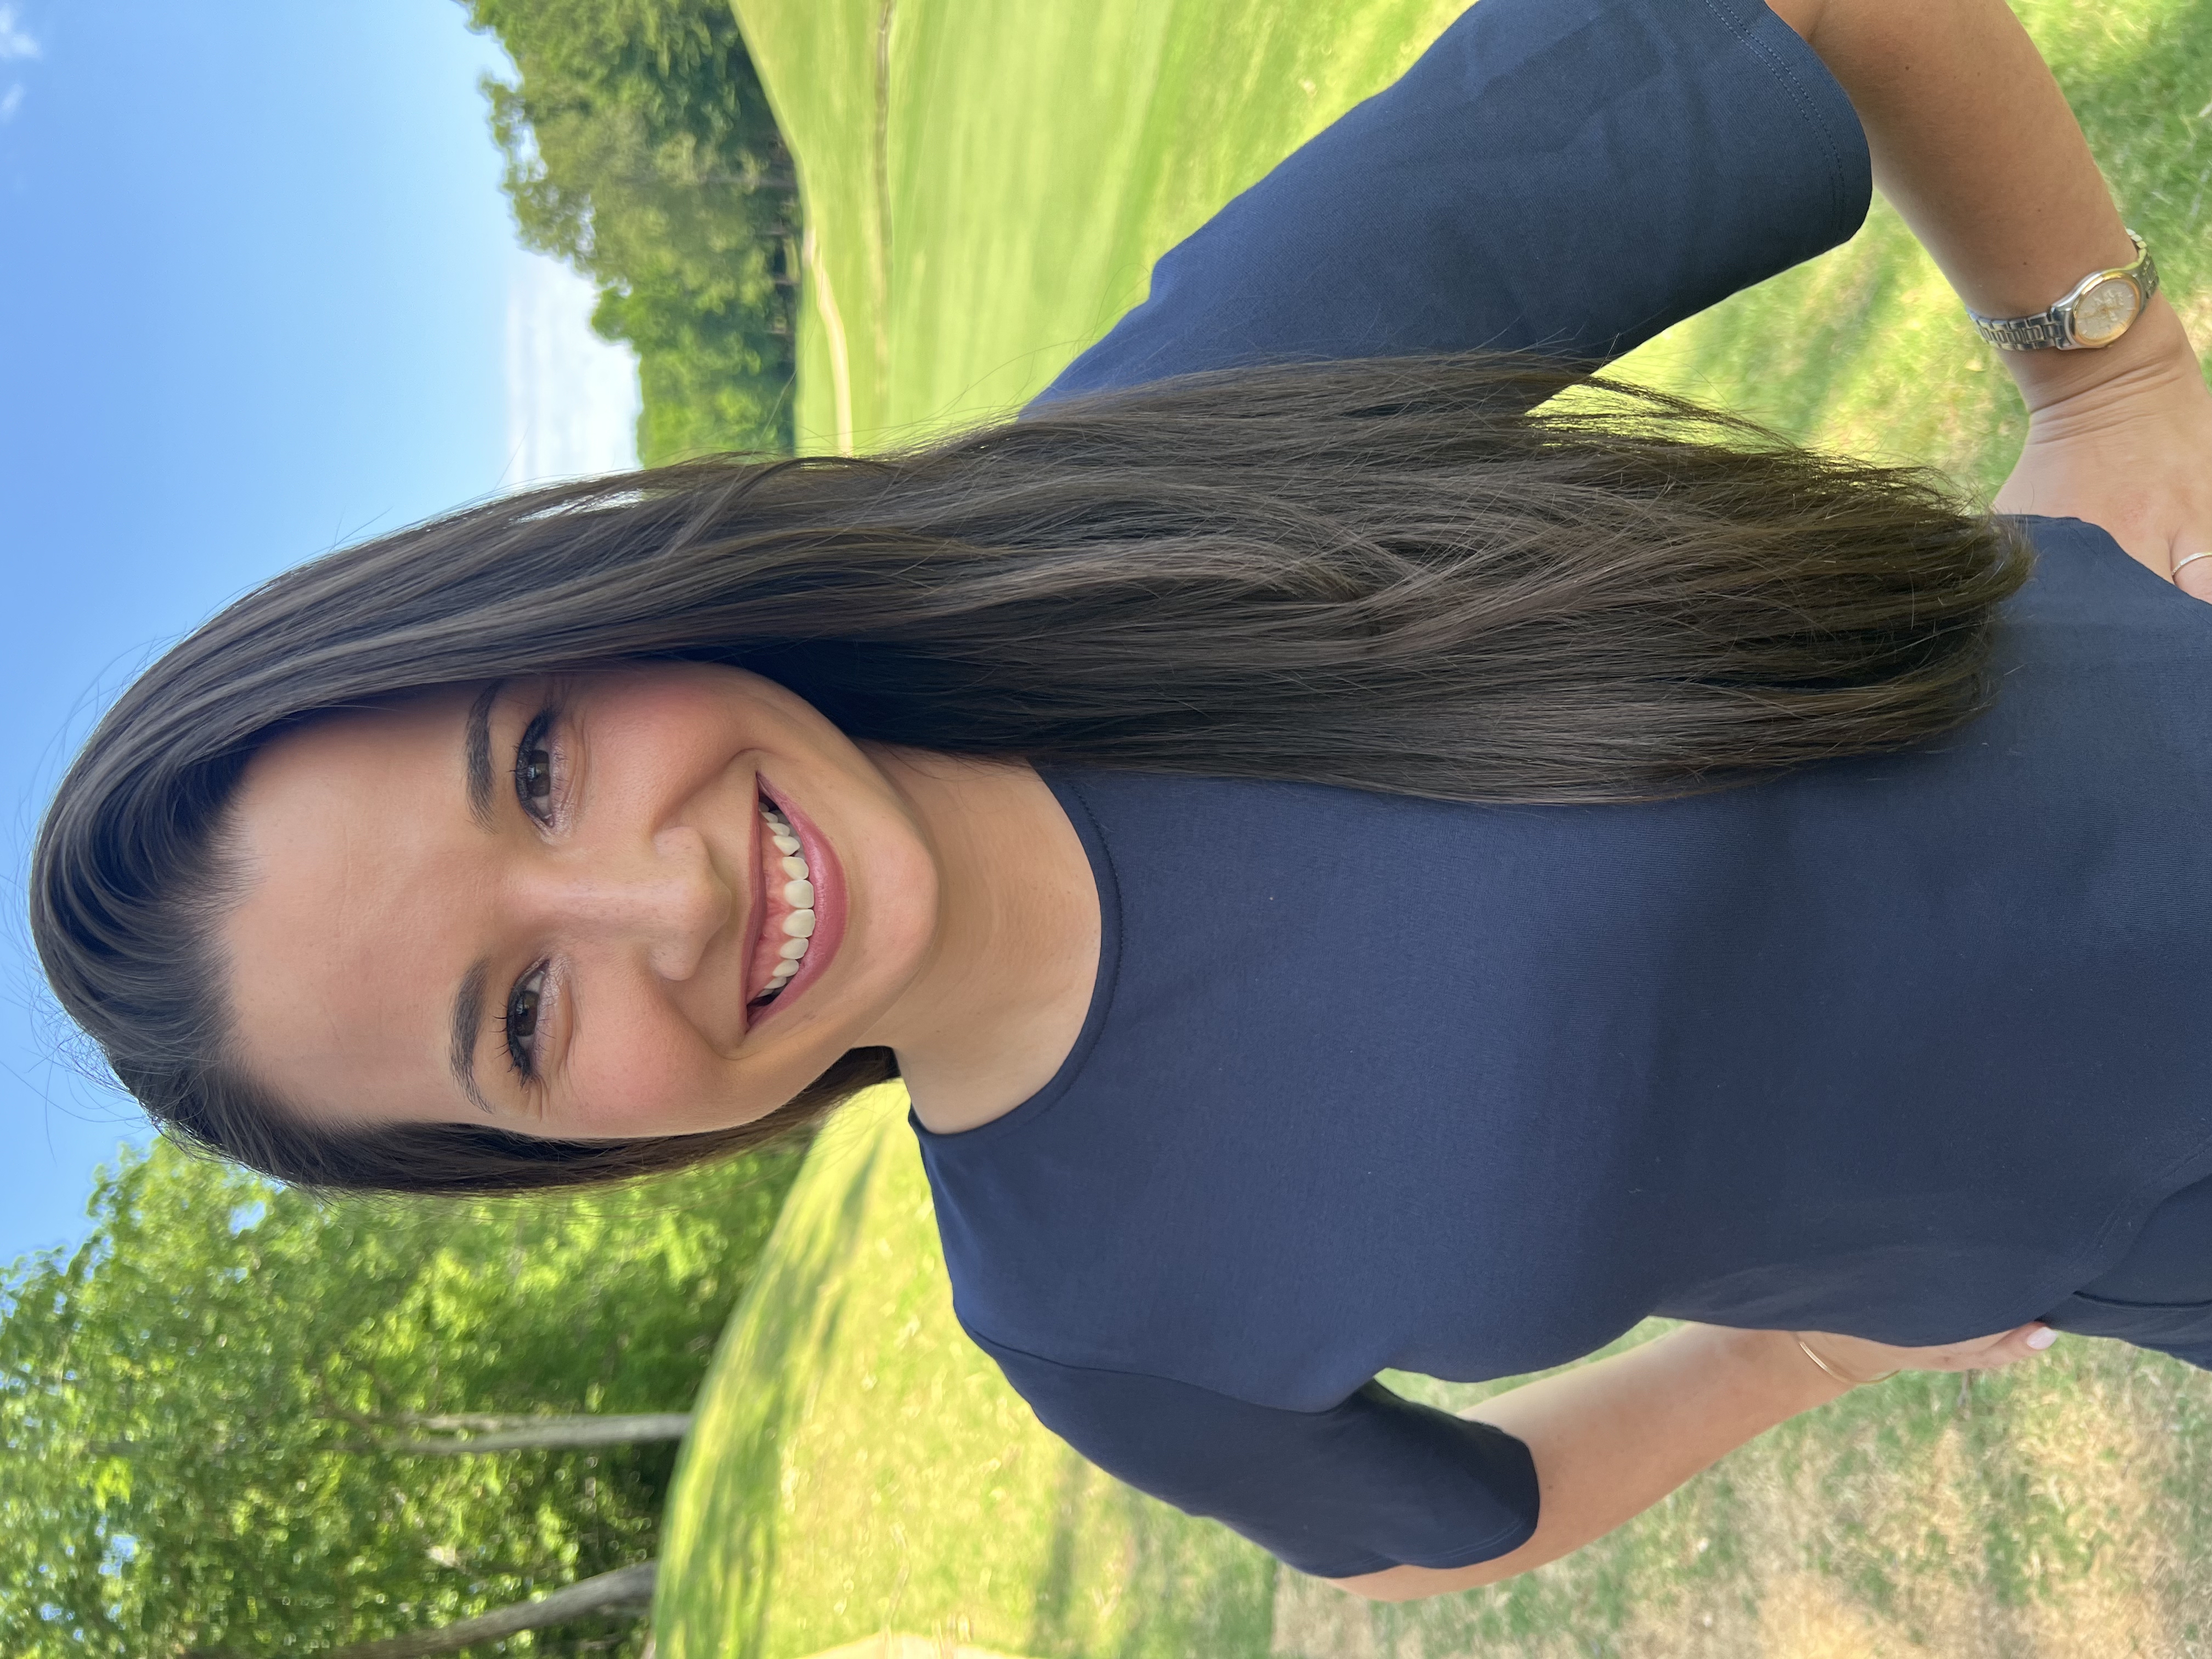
left=33, top=365, right=2017, bottom=1193
left=218, top=662, right=1086, bottom=1148
left=29, top=0, right=2212, bottom=1607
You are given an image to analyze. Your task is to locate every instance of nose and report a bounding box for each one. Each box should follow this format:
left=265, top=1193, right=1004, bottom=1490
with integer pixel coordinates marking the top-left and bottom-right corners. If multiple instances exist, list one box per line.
left=521, top=825, right=733, bottom=981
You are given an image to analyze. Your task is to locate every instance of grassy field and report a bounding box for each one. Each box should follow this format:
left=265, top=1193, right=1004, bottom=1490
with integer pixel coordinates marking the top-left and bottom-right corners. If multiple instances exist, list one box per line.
left=661, top=1, right=2212, bottom=1655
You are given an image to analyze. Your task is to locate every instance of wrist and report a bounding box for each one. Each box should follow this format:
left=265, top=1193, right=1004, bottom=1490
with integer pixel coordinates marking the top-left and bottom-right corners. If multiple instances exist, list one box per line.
left=2000, top=293, right=2202, bottom=419
left=1790, top=1330, right=1897, bottom=1390
left=1702, top=1325, right=1858, bottom=1412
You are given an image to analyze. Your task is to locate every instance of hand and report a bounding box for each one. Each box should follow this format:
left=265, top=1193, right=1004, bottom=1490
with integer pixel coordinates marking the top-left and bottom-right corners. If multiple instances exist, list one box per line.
left=1795, top=1321, right=2058, bottom=1387
left=1990, top=300, right=2212, bottom=597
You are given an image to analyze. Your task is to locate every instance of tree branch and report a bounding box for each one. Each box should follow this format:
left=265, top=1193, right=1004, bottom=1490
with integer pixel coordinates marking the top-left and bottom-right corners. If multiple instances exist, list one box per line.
left=95, top=1412, right=694, bottom=1460
left=321, top=1412, right=692, bottom=1455
left=187, top=1562, right=657, bottom=1659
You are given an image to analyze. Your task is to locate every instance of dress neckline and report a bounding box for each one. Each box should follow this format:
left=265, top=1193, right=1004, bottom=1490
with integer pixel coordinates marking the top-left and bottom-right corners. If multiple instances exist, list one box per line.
left=907, top=770, right=1125, bottom=1149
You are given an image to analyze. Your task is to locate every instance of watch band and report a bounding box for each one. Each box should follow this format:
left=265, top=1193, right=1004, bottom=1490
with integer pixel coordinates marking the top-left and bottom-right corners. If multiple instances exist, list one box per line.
left=1968, top=231, right=2159, bottom=351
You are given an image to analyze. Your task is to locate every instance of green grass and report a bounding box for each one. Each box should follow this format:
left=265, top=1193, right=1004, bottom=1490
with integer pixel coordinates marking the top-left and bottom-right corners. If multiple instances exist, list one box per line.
left=659, top=1089, right=1276, bottom=1659
left=737, top=0, right=1472, bottom=454
left=1622, top=0, right=2212, bottom=501
left=662, top=1101, right=2212, bottom=1658
left=661, top=1, right=2212, bottom=1654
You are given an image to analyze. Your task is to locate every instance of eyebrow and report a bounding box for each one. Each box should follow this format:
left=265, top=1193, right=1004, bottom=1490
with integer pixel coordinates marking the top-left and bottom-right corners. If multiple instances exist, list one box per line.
left=464, top=679, right=504, bottom=832
left=449, top=958, right=497, bottom=1118
left=453, top=680, right=507, bottom=1118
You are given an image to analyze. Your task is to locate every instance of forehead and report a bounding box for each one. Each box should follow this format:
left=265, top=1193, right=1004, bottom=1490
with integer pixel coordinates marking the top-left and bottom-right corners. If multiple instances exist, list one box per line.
left=221, top=688, right=488, bottom=1126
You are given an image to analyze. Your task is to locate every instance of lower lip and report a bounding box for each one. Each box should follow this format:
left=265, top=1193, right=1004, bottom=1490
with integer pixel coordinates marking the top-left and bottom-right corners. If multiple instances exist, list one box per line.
left=750, top=778, right=847, bottom=1025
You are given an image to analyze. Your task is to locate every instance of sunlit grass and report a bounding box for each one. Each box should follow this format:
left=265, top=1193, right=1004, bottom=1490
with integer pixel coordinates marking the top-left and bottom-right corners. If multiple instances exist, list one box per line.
left=740, top=0, right=1471, bottom=453
left=662, top=0, right=2212, bottom=1653
left=663, top=1100, right=2212, bottom=1659
left=658, top=1090, right=1276, bottom=1659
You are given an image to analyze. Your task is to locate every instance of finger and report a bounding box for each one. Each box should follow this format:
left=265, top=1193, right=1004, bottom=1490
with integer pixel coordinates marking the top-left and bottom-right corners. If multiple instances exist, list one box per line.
left=1977, top=1323, right=2060, bottom=1368
left=2176, top=552, right=2212, bottom=602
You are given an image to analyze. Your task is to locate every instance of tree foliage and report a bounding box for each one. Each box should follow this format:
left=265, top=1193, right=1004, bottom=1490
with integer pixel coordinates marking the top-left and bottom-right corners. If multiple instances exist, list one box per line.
left=0, top=1139, right=799, bottom=1658
left=459, top=0, right=801, bottom=461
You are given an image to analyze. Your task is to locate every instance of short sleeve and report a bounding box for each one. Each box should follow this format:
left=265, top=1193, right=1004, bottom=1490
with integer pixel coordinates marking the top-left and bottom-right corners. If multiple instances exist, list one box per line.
left=1032, top=0, right=1871, bottom=405
left=972, top=1330, right=1540, bottom=1579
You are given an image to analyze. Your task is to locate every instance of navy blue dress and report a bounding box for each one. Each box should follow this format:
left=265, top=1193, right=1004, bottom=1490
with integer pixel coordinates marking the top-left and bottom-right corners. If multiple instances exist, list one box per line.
left=915, top=0, right=2212, bottom=1578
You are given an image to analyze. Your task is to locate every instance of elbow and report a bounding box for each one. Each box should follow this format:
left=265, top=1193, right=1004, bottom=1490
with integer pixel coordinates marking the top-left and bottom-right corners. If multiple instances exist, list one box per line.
left=1325, top=1573, right=1435, bottom=1604
left=1322, top=1557, right=1521, bottom=1602
left=1321, top=1519, right=1549, bottom=1600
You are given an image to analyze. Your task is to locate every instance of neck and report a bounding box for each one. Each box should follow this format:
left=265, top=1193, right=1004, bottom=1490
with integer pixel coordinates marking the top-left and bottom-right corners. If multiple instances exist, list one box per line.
left=854, top=747, right=1101, bottom=1134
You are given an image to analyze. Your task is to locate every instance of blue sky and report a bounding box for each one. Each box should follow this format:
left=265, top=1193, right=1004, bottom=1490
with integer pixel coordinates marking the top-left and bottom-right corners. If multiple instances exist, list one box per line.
left=0, top=0, right=639, bottom=1266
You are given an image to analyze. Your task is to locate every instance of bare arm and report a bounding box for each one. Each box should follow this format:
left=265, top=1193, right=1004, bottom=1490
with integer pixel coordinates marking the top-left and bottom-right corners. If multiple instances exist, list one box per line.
left=1333, top=0, right=2186, bottom=1605
left=1768, top=0, right=2212, bottom=587
left=1330, top=1325, right=1843, bottom=1600
left=1767, top=0, right=2135, bottom=322
left=1330, top=1321, right=2053, bottom=1602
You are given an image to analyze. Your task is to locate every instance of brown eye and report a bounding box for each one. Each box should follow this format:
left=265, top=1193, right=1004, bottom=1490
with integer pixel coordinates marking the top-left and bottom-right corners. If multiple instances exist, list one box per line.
left=504, top=967, right=546, bottom=1077
left=512, top=708, right=558, bottom=821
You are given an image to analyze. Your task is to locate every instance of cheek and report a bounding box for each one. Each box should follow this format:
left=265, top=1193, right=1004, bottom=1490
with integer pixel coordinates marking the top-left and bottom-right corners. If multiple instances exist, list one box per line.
left=562, top=990, right=825, bottom=1138
left=565, top=1023, right=738, bottom=1137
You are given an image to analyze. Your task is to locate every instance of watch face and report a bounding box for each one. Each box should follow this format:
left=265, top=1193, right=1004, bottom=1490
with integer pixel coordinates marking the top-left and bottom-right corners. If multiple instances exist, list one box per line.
left=2072, top=275, right=2141, bottom=345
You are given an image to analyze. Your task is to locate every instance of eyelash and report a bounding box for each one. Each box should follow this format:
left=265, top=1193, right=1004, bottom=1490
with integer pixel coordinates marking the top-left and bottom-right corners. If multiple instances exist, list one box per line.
left=504, top=703, right=564, bottom=1081
left=501, top=964, right=549, bottom=1081
left=512, top=705, right=562, bottom=825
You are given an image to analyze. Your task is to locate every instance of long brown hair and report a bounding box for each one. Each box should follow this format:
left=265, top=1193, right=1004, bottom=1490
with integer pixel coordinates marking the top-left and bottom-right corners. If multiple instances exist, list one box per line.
left=31, top=354, right=2030, bottom=1195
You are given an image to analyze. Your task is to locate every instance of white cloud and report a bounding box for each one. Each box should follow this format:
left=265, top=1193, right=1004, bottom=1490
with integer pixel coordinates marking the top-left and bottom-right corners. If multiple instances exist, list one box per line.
left=504, top=250, right=641, bottom=489
left=0, top=83, right=20, bottom=122
left=0, top=6, right=39, bottom=61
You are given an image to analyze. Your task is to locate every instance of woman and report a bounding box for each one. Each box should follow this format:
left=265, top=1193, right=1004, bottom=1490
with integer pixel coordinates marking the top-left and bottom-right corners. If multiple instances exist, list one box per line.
left=31, top=0, right=2212, bottom=1599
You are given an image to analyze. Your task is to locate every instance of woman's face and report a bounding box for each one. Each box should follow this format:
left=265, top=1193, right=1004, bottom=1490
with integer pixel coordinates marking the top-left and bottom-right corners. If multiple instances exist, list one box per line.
left=219, top=663, right=941, bottom=1139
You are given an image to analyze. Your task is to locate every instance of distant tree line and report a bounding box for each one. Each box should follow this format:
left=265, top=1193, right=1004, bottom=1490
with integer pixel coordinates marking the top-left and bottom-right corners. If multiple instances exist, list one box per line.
left=458, top=0, right=802, bottom=462
left=0, top=1141, right=799, bottom=1658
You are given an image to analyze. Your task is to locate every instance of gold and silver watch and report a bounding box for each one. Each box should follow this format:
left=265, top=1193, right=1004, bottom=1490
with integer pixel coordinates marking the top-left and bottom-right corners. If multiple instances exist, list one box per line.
left=1967, top=231, right=2160, bottom=351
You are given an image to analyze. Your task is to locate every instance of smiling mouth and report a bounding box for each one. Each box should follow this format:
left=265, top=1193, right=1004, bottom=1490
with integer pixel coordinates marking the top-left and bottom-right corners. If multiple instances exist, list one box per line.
left=748, top=794, right=816, bottom=1010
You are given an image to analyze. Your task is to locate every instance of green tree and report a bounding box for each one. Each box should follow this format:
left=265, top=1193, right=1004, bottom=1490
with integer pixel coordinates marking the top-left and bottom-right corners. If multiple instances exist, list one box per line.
left=0, top=1139, right=798, bottom=1658
left=459, top=0, right=801, bottom=461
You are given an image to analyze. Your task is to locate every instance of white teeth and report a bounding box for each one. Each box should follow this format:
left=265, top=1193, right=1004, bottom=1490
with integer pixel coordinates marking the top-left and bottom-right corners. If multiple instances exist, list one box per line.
left=758, top=802, right=820, bottom=981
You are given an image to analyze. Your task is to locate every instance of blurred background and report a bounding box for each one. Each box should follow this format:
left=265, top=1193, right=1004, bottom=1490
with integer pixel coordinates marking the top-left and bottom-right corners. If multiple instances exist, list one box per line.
left=4, top=2, right=2211, bottom=1657
left=0, top=0, right=644, bottom=1268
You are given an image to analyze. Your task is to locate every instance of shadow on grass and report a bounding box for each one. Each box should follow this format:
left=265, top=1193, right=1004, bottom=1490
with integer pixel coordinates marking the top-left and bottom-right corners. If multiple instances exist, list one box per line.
left=657, top=1091, right=909, bottom=1659
left=1020, top=1446, right=1091, bottom=1658
left=1617, top=0, right=2210, bottom=507
left=1105, top=1482, right=1277, bottom=1659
